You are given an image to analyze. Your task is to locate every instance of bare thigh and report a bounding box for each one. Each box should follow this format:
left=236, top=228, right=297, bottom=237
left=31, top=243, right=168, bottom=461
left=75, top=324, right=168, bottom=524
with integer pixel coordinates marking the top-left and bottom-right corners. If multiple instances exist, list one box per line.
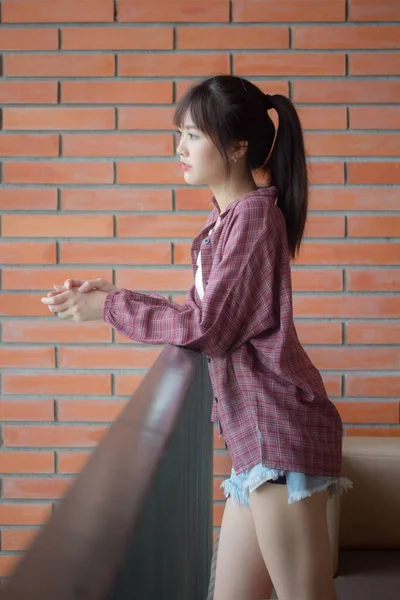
left=250, top=484, right=337, bottom=600
left=213, top=497, right=273, bottom=600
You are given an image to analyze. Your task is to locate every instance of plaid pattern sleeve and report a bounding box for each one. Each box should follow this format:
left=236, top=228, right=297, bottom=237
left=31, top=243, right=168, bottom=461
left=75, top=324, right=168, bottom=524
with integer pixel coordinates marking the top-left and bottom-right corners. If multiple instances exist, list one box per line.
left=104, top=202, right=282, bottom=356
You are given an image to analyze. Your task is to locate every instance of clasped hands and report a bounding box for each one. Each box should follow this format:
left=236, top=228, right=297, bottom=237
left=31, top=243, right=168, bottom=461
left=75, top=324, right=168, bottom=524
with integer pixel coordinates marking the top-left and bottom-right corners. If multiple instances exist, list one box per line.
left=41, top=278, right=119, bottom=322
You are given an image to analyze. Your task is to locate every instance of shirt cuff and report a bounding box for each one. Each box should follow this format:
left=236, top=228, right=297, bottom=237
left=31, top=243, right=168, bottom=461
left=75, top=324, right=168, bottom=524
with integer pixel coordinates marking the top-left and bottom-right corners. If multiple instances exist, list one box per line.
left=103, top=289, right=120, bottom=325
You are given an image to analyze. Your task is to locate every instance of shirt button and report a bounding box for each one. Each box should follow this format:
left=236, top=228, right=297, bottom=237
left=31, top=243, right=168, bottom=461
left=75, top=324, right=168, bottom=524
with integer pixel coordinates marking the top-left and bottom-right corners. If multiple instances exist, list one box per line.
left=214, top=397, right=218, bottom=403
left=207, top=357, right=212, bottom=363
left=203, top=238, right=210, bottom=244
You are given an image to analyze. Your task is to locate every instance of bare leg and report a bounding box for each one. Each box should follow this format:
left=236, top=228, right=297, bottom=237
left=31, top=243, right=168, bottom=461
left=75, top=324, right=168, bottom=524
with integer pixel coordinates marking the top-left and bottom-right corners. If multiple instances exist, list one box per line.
left=213, top=497, right=273, bottom=600
left=250, top=484, right=337, bottom=600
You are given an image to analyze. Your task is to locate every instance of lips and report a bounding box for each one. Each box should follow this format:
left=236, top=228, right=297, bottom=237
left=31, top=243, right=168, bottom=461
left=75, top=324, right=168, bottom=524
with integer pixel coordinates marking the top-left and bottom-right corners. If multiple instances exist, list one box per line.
left=181, top=162, right=191, bottom=171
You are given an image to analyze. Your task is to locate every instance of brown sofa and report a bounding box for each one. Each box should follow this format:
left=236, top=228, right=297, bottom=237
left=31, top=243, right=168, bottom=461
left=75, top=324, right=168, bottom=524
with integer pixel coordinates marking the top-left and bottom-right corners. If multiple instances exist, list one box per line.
left=329, top=436, right=400, bottom=599
left=268, top=437, right=400, bottom=599
left=210, top=436, right=400, bottom=600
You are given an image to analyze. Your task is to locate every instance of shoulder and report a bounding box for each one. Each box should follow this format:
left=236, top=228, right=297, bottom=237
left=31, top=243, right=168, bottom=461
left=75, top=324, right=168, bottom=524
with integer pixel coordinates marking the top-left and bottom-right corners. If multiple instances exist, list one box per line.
left=233, top=188, right=285, bottom=232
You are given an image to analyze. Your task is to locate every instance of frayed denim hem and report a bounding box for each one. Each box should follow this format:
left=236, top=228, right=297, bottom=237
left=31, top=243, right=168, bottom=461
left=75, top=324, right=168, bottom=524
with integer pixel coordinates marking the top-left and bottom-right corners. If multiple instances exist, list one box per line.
left=247, top=469, right=286, bottom=495
left=220, top=478, right=251, bottom=507
left=221, top=467, right=354, bottom=507
left=287, top=476, right=353, bottom=505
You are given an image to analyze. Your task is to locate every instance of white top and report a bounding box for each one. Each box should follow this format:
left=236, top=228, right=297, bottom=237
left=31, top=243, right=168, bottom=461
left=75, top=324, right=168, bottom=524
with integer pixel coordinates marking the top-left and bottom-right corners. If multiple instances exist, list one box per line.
left=195, top=224, right=217, bottom=301
left=195, top=250, right=205, bottom=300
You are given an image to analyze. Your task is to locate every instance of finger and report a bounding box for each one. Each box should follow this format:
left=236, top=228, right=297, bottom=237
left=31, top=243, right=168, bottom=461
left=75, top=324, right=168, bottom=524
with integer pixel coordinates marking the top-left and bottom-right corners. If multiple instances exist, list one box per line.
left=79, top=278, right=114, bottom=293
left=41, top=291, right=71, bottom=305
left=64, top=278, right=85, bottom=290
left=58, top=307, right=84, bottom=322
left=78, top=282, right=97, bottom=292
left=78, top=279, right=104, bottom=292
left=57, top=308, right=74, bottom=320
left=47, top=301, right=69, bottom=313
left=47, top=285, right=65, bottom=297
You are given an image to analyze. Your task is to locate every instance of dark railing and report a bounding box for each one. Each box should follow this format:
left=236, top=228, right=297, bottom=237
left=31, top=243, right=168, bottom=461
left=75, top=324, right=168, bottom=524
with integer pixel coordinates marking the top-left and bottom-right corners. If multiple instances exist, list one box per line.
left=0, top=345, right=214, bottom=600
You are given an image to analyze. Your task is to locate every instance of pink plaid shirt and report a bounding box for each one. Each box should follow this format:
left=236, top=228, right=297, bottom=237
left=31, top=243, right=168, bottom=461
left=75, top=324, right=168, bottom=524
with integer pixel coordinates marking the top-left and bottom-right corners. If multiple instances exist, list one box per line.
left=104, top=186, right=343, bottom=476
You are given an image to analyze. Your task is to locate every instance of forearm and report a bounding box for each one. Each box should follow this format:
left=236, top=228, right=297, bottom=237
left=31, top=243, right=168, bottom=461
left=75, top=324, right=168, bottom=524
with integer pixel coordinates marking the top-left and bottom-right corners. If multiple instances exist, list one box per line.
left=103, top=288, right=204, bottom=348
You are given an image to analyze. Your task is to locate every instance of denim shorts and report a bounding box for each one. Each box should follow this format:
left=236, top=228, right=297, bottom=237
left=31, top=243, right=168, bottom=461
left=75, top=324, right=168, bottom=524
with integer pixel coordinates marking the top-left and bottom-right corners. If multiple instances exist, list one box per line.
left=221, top=462, right=353, bottom=507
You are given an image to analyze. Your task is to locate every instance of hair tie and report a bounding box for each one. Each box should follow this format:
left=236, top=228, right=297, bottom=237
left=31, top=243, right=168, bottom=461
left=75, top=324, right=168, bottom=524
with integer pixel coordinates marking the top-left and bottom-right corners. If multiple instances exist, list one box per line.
left=264, top=93, right=273, bottom=110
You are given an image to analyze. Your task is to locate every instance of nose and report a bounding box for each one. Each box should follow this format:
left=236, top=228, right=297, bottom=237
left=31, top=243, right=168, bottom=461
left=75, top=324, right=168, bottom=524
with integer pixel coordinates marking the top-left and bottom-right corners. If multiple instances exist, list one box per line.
left=176, top=136, right=188, bottom=157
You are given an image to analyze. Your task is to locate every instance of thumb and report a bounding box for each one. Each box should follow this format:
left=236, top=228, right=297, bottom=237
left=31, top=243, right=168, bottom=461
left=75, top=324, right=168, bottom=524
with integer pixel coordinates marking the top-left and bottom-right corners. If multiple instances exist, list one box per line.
left=64, top=278, right=86, bottom=290
left=78, top=278, right=115, bottom=293
left=52, top=284, right=65, bottom=292
left=78, top=281, right=97, bottom=293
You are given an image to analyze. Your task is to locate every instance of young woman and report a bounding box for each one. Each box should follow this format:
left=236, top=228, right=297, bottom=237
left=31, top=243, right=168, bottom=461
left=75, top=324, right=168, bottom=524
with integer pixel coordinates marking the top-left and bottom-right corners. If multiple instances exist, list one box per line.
left=42, top=75, right=352, bottom=600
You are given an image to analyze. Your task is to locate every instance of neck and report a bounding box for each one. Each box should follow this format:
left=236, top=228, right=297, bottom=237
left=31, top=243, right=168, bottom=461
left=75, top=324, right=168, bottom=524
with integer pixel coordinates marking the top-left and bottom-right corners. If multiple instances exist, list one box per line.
left=210, top=172, right=258, bottom=214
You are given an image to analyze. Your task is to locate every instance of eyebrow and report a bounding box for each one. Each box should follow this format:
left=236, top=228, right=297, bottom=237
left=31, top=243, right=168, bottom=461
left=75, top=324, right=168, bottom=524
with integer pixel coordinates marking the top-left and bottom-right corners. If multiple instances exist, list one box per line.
left=180, top=124, right=198, bottom=131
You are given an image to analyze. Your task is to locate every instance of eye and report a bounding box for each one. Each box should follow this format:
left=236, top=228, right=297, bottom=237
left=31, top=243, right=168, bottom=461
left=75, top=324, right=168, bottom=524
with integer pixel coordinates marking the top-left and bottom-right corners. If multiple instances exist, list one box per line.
left=175, top=129, right=198, bottom=140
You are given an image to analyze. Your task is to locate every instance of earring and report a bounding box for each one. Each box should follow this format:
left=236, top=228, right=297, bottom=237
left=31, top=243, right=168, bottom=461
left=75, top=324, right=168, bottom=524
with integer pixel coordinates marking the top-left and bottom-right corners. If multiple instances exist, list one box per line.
left=232, top=157, right=237, bottom=164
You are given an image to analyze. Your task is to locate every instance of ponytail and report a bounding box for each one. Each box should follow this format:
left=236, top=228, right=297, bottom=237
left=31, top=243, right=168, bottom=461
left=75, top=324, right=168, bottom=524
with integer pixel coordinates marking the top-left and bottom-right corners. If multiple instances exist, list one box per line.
left=264, top=94, right=308, bottom=259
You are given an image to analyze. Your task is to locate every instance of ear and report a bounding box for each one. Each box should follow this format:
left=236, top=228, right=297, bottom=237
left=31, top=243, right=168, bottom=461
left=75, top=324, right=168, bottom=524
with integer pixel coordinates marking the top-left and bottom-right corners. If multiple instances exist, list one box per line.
left=231, top=140, right=248, bottom=161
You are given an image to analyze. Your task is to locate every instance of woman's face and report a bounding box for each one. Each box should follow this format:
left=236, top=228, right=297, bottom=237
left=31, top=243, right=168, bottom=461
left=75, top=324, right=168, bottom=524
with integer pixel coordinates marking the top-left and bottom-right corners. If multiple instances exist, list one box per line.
left=176, top=111, right=226, bottom=187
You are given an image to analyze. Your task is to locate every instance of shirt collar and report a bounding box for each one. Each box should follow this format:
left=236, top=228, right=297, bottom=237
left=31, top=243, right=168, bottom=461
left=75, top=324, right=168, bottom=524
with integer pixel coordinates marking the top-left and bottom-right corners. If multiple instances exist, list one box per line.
left=210, top=185, right=278, bottom=216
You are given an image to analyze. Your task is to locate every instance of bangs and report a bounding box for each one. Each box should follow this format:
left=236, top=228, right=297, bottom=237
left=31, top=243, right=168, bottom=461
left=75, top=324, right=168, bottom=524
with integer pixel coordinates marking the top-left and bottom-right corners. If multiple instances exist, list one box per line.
left=173, top=84, right=219, bottom=140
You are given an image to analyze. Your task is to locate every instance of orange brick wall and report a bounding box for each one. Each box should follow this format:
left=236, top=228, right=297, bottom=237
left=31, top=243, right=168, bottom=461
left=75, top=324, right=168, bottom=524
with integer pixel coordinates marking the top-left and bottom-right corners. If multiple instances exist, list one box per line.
left=0, top=0, right=399, bottom=577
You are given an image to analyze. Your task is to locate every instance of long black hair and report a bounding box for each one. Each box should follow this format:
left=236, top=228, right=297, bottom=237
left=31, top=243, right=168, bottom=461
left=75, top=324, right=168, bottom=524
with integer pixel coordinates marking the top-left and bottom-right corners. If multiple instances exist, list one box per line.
left=174, top=75, right=308, bottom=259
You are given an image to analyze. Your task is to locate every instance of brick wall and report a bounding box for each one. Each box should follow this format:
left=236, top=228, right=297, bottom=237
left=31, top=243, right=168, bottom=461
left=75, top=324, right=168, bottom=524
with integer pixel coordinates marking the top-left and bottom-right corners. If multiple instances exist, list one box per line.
left=0, top=0, right=399, bottom=579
